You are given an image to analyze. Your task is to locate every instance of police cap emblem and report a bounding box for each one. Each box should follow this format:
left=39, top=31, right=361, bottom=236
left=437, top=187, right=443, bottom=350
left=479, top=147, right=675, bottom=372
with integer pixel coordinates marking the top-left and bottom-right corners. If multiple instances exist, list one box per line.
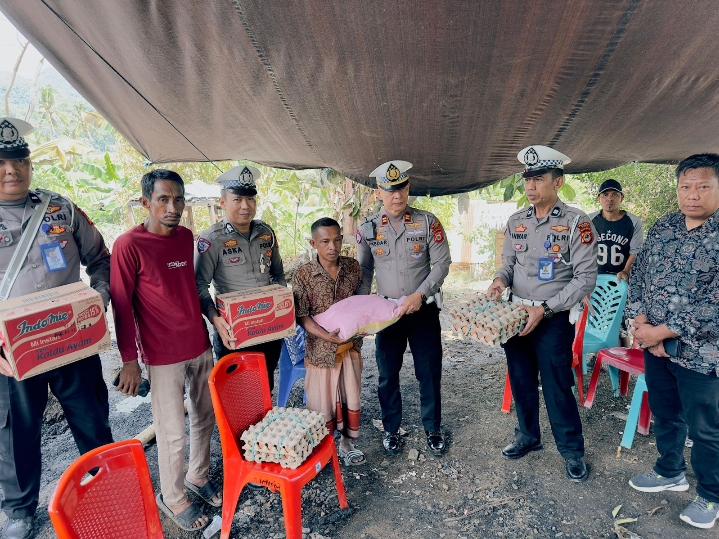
left=524, top=147, right=539, bottom=166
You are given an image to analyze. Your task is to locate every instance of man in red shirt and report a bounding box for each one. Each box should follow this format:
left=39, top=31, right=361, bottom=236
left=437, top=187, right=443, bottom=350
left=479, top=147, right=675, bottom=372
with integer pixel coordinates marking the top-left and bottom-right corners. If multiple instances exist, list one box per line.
left=111, top=170, right=219, bottom=532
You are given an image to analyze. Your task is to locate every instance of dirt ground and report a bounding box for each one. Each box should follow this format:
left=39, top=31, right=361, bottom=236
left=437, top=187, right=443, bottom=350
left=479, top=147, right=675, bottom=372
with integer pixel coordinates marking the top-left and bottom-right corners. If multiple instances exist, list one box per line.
left=1, top=289, right=716, bottom=539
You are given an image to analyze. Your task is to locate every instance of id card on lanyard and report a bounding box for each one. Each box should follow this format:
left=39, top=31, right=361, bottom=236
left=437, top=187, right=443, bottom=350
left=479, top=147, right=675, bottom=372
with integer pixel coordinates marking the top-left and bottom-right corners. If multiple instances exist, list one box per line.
left=40, top=241, right=68, bottom=272
left=538, top=257, right=554, bottom=281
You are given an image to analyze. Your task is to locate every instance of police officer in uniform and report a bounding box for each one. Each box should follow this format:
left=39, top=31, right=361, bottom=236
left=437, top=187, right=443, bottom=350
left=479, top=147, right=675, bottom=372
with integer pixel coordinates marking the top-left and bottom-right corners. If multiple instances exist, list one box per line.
left=589, top=179, right=643, bottom=281
left=356, top=160, right=452, bottom=456
left=194, top=165, right=286, bottom=389
left=488, top=145, right=597, bottom=482
left=0, top=118, right=113, bottom=539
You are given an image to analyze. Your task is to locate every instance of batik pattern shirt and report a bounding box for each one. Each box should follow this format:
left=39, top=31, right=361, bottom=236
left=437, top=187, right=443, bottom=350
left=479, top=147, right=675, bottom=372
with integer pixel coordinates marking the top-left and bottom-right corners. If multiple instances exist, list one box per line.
left=626, top=209, right=719, bottom=374
left=292, top=256, right=362, bottom=368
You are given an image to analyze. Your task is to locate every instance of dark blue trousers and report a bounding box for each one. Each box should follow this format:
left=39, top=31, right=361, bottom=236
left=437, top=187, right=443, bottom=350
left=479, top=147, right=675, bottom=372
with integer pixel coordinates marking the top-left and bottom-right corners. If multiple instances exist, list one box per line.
left=0, top=354, right=113, bottom=518
left=375, top=302, right=443, bottom=433
left=503, top=311, right=584, bottom=459
left=644, top=351, right=719, bottom=503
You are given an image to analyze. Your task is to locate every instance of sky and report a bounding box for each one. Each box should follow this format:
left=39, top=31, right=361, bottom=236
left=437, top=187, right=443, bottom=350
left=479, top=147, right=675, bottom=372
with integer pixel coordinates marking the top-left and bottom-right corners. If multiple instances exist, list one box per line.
left=0, top=15, right=49, bottom=78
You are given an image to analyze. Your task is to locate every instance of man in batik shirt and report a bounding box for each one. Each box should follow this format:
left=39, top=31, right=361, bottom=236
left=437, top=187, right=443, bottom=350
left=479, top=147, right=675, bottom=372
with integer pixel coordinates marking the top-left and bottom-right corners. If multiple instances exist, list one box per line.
left=626, top=153, right=719, bottom=530
left=292, top=217, right=365, bottom=466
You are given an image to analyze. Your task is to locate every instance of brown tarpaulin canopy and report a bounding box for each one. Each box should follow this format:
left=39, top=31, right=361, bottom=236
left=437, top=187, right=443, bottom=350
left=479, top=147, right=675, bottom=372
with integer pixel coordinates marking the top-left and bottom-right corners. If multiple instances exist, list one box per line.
left=2, top=1, right=718, bottom=195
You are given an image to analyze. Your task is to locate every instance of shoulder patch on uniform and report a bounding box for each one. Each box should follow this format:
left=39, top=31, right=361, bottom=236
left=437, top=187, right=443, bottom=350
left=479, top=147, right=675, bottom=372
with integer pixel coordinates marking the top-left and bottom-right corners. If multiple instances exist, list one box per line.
left=433, top=229, right=445, bottom=244
left=577, top=221, right=593, bottom=244
left=356, top=230, right=362, bottom=244
left=197, top=237, right=211, bottom=254
left=75, top=204, right=94, bottom=226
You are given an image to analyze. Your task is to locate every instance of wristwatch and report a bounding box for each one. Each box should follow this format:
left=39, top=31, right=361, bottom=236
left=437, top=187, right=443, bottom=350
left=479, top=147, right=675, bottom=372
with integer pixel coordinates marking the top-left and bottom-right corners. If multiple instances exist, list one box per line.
left=420, top=293, right=427, bottom=303
left=541, top=302, right=554, bottom=319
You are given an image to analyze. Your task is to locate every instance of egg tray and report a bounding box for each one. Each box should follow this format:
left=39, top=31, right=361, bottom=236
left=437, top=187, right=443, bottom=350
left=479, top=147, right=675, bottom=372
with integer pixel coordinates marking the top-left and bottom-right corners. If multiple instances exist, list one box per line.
left=240, top=407, right=329, bottom=469
left=446, top=293, right=528, bottom=346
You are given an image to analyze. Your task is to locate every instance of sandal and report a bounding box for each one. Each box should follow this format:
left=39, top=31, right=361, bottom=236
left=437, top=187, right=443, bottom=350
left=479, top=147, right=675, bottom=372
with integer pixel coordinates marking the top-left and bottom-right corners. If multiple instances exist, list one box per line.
left=184, top=478, right=223, bottom=507
left=156, top=493, right=209, bottom=531
left=338, top=447, right=366, bottom=466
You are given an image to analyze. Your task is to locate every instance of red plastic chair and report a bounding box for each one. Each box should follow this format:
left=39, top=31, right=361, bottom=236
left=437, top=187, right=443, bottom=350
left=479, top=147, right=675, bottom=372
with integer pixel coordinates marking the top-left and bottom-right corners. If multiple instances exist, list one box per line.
left=584, top=345, right=645, bottom=406
left=48, top=439, right=164, bottom=539
left=502, top=302, right=588, bottom=412
left=583, top=345, right=651, bottom=440
left=209, top=352, right=348, bottom=539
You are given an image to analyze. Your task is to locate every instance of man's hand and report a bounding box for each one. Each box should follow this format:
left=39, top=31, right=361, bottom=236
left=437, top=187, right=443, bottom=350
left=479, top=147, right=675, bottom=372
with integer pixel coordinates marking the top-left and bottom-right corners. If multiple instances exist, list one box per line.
left=117, top=360, right=142, bottom=397
left=0, top=349, right=13, bottom=377
left=617, top=270, right=629, bottom=282
left=322, top=329, right=348, bottom=345
left=518, top=305, right=545, bottom=337
left=400, top=292, right=424, bottom=316
left=212, top=315, right=236, bottom=350
left=632, top=322, right=676, bottom=349
left=648, top=342, right=669, bottom=357
left=487, top=278, right=506, bottom=301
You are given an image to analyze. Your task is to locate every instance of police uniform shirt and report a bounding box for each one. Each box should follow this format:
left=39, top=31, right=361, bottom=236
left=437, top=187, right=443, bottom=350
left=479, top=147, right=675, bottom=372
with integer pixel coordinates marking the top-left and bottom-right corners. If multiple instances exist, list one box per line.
left=589, top=211, right=644, bottom=274
left=194, top=218, right=286, bottom=320
left=495, top=200, right=598, bottom=312
left=356, top=207, right=451, bottom=299
left=0, top=189, right=110, bottom=303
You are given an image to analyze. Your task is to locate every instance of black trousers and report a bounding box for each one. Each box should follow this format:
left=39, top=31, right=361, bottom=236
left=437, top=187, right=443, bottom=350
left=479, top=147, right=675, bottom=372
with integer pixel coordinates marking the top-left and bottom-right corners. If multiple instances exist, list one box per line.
left=644, top=351, right=719, bottom=502
left=375, top=302, right=443, bottom=433
left=503, top=311, right=584, bottom=459
left=0, top=354, right=113, bottom=519
left=214, top=332, right=282, bottom=392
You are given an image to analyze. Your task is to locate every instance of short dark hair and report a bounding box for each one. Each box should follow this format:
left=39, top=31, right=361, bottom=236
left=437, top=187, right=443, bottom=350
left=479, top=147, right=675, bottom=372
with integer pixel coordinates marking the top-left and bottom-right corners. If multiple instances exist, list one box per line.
left=311, top=217, right=341, bottom=237
left=676, top=153, right=719, bottom=183
left=141, top=169, right=184, bottom=199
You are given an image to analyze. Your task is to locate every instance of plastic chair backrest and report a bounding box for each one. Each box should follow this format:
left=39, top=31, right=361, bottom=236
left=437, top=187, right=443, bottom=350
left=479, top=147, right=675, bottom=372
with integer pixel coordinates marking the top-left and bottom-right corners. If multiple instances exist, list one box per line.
left=209, top=352, right=272, bottom=449
left=48, top=439, right=164, bottom=539
left=572, top=298, right=590, bottom=368
left=284, top=326, right=306, bottom=366
left=587, top=275, right=628, bottom=341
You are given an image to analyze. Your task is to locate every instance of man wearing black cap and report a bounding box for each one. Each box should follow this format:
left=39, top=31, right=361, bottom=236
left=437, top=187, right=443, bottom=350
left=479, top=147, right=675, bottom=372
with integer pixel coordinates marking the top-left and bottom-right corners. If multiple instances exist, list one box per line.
left=194, top=165, right=286, bottom=390
left=589, top=179, right=643, bottom=281
left=356, top=160, right=452, bottom=456
left=0, top=118, right=113, bottom=539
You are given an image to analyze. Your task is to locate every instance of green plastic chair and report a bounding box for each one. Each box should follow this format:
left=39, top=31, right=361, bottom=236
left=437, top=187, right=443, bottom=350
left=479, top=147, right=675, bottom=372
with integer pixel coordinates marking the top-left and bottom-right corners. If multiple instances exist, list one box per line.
left=582, top=275, right=629, bottom=374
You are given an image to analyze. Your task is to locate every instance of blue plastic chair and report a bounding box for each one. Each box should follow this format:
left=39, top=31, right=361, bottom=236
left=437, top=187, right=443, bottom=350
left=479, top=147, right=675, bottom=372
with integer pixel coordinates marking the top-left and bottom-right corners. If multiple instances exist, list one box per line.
left=582, top=275, right=629, bottom=374
left=620, top=374, right=651, bottom=448
left=277, top=339, right=306, bottom=407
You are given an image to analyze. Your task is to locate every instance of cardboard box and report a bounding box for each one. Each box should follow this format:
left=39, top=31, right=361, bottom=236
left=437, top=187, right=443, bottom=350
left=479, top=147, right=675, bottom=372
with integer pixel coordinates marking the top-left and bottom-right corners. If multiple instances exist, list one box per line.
left=0, top=282, right=110, bottom=380
left=216, top=284, right=296, bottom=349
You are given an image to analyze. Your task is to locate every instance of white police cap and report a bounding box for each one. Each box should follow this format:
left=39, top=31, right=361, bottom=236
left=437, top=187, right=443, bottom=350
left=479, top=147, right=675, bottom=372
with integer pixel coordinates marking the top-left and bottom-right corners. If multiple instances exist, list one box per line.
left=214, top=165, right=260, bottom=195
left=0, top=117, right=34, bottom=158
left=517, top=145, right=571, bottom=178
left=369, top=160, right=413, bottom=191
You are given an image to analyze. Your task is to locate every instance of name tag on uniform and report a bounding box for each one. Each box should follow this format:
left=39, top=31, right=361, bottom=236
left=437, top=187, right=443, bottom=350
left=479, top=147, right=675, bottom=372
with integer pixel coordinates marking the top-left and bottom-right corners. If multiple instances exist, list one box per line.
left=537, top=257, right=554, bottom=281
left=40, top=241, right=68, bottom=272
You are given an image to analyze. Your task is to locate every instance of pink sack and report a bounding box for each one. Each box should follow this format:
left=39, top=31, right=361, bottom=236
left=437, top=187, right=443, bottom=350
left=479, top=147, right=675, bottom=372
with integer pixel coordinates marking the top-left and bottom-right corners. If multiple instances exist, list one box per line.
left=313, top=295, right=405, bottom=340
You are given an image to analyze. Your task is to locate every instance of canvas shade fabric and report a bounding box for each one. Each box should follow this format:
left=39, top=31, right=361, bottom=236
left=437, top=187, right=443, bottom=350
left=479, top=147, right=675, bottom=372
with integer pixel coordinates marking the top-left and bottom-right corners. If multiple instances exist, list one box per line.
left=2, top=1, right=718, bottom=195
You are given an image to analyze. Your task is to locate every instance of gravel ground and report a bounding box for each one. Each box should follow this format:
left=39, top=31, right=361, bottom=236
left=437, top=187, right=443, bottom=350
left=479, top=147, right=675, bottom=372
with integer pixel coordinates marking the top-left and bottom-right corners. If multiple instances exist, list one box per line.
left=1, top=291, right=716, bottom=539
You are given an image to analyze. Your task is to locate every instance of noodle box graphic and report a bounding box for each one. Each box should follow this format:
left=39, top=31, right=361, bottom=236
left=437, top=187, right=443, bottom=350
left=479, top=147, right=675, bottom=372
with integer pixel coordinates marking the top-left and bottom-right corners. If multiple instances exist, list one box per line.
left=216, top=284, right=296, bottom=349
left=0, top=282, right=110, bottom=380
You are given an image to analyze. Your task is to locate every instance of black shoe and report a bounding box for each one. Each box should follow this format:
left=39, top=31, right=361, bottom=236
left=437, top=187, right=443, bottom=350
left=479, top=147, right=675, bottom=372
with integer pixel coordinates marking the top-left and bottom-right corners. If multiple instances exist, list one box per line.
left=383, top=431, right=402, bottom=455
left=2, top=516, right=35, bottom=539
left=565, top=457, right=588, bottom=483
left=501, top=440, right=543, bottom=460
left=426, top=430, right=446, bottom=456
